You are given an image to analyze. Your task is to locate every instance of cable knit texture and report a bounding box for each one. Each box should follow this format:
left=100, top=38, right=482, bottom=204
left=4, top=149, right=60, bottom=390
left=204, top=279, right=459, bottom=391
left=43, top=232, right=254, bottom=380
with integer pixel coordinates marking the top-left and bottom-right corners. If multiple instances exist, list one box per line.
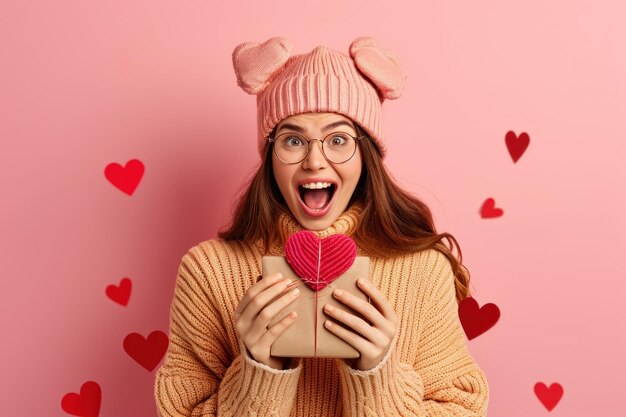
left=154, top=203, right=489, bottom=416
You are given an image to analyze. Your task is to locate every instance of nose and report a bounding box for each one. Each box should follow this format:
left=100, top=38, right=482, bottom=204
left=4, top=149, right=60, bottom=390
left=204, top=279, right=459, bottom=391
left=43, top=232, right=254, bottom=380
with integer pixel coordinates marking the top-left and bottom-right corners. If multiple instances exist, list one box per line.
left=302, top=139, right=328, bottom=170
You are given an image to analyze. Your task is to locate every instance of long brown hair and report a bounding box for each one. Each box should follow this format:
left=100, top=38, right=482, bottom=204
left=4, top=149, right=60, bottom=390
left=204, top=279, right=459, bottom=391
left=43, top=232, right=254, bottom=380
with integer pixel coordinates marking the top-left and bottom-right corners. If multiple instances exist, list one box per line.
left=218, top=123, right=471, bottom=303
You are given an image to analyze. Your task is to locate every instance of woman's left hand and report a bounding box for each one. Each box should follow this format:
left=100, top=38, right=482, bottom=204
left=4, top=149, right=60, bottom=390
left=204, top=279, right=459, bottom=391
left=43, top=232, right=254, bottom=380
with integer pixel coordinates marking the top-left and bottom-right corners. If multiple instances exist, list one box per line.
left=323, top=277, right=398, bottom=371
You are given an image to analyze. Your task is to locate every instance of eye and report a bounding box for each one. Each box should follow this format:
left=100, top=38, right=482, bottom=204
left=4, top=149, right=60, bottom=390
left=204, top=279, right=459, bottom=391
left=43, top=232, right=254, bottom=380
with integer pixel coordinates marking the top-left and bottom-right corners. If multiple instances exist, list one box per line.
left=329, top=134, right=349, bottom=145
left=285, top=136, right=304, bottom=146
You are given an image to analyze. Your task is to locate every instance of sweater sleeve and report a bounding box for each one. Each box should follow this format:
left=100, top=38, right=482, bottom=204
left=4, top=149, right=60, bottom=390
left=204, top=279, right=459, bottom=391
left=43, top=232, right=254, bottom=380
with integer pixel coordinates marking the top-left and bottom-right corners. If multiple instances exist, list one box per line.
left=334, top=251, right=489, bottom=416
left=154, top=248, right=303, bottom=417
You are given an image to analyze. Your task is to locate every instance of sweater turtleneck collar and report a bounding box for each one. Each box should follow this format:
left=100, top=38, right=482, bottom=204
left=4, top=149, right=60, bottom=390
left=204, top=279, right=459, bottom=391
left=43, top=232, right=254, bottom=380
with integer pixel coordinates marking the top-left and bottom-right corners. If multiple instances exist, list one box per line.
left=256, top=202, right=364, bottom=256
left=255, top=202, right=368, bottom=256
left=277, top=201, right=364, bottom=243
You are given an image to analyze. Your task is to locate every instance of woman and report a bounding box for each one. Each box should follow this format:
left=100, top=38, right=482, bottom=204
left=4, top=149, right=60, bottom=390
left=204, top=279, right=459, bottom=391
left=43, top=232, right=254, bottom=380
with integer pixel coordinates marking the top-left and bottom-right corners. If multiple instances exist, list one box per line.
left=154, top=36, right=489, bottom=416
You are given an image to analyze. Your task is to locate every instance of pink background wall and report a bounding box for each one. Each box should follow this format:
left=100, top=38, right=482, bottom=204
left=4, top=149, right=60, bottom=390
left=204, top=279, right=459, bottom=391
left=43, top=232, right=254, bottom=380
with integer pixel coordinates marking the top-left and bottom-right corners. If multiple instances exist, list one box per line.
left=2, top=0, right=625, bottom=416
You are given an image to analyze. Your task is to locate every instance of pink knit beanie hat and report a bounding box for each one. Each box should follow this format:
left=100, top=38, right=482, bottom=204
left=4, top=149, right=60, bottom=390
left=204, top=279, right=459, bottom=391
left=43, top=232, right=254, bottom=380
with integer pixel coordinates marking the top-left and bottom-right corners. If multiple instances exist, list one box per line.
left=232, top=37, right=406, bottom=160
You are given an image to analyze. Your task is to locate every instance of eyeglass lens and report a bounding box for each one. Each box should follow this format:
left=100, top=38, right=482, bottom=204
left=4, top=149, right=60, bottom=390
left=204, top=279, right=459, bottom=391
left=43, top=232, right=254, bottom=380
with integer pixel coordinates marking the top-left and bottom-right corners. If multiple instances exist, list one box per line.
left=273, top=132, right=357, bottom=163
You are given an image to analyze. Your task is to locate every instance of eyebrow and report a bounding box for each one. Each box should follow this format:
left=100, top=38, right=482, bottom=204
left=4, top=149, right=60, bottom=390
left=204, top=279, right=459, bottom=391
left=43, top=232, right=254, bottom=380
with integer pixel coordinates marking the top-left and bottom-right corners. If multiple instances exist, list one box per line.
left=276, top=120, right=355, bottom=134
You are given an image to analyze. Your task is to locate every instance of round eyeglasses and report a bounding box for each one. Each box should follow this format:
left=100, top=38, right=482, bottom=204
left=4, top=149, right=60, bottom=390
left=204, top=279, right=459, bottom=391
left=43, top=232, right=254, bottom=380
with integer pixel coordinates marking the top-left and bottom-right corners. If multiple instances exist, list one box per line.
left=268, top=131, right=365, bottom=164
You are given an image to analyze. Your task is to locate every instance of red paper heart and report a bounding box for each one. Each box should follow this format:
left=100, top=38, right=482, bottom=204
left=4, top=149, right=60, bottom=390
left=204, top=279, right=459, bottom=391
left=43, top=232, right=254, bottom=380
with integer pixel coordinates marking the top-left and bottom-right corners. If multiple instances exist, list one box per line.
left=458, top=297, right=500, bottom=340
left=104, top=159, right=144, bottom=196
left=61, top=381, right=101, bottom=417
left=284, top=231, right=357, bottom=291
left=505, top=130, right=530, bottom=163
left=123, top=330, right=169, bottom=372
left=105, top=277, right=132, bottom=306
left=480, top=197, right=504, bottom=218
left=534, top=382, right=564, bottom=411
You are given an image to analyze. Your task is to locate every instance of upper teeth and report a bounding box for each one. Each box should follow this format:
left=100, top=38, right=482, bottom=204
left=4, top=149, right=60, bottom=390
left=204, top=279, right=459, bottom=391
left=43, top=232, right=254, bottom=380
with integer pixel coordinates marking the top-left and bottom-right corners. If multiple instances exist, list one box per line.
left=301, top=182, right=333, bottom=189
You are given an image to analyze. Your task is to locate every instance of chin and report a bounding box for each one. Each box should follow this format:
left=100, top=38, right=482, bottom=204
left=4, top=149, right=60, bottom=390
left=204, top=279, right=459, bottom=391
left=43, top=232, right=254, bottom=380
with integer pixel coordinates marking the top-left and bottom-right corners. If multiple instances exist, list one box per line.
left=297, top=215, right=337, bottom=231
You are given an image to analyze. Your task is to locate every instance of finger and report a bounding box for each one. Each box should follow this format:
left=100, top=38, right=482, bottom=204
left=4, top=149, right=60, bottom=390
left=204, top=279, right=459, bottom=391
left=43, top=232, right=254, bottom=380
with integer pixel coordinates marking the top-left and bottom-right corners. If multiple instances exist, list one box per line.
left=323, top=304, right=384, bottom=344
left=256, top=310, right=299, bottom=350
left=324, top=319, right=372, bottom=353
left=356, top=278, right=397, bottom=323
left=240, top=278, right=302, bottom=324
left=247, top=285, right=301, bottom=341
left=235, top=273, right=284, bottom=316
left=332, top=288, right=384, bottom=328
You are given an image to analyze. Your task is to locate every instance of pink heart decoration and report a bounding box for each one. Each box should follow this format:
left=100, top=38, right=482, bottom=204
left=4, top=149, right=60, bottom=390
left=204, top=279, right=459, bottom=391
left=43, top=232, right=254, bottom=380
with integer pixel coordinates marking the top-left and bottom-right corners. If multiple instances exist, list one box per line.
left=284, top=231, right=357, bottom=291
left=232, top=37, right=292, bottom=95
left=349, top=37, right=406, bottom=100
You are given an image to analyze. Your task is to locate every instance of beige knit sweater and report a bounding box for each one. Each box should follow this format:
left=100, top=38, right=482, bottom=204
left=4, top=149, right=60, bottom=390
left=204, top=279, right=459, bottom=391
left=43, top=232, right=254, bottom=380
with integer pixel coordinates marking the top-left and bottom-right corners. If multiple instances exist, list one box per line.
left=154, top=203, right=489, bottom=416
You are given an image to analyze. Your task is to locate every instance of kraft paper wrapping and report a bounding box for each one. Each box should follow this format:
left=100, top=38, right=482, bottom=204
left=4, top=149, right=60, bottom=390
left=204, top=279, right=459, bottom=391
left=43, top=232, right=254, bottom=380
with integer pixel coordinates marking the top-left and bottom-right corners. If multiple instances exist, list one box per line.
left=262, top=256, right=370, bottom=358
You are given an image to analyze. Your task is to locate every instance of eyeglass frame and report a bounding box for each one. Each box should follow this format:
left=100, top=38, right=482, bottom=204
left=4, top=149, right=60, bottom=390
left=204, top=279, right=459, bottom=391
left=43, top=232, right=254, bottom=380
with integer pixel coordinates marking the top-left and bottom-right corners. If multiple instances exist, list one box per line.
left=267, top=130, right=366, bottom=164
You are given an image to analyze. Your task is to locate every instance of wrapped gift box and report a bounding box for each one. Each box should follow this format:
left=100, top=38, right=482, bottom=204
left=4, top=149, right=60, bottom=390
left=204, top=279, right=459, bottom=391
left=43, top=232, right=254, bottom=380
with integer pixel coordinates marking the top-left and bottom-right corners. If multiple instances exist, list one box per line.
left=262, top=255, right=370, bottom=358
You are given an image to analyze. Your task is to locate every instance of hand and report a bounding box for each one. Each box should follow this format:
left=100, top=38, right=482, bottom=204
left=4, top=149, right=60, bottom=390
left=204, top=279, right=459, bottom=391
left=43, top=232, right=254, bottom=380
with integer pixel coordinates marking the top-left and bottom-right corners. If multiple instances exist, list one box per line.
left=234, top=273, right=302, bottom=370
left=323, top=277, right=398, bottom=371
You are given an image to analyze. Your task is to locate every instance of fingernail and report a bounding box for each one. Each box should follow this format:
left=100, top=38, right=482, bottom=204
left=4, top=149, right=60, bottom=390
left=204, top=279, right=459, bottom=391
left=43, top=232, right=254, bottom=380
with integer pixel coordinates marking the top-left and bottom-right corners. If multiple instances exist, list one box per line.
left=358, top=278, right=366, bottom=286
left=334, top=289, right=343, bottom=297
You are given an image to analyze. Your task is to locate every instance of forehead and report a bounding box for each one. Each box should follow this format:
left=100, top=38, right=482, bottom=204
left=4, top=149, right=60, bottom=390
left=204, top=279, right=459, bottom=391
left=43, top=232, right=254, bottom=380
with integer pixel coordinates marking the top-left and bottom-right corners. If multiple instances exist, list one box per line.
left=276, top=112, right=356, bottom=131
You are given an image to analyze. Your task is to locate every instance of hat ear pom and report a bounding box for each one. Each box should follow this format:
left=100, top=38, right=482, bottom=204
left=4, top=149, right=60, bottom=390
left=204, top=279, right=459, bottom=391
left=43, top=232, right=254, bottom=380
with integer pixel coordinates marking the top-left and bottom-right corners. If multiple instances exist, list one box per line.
left=232, top=37, right=293, bottom=95
left=349, top=37, right=406, bottom=100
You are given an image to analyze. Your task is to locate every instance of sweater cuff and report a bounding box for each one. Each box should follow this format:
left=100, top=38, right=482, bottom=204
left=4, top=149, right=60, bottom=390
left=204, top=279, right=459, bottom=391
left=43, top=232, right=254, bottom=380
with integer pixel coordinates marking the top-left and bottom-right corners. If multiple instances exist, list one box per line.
left=235, top=345, right=302, bottom=411
left=241, top=344, right=303, bottom=374
left=335, top=336, right=424, bottom=412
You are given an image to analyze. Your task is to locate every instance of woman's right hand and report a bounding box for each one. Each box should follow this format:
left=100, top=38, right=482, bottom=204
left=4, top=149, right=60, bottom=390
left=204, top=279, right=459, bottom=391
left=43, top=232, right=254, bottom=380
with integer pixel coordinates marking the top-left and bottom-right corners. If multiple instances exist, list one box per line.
left=234, top=273, right=301, bottom=370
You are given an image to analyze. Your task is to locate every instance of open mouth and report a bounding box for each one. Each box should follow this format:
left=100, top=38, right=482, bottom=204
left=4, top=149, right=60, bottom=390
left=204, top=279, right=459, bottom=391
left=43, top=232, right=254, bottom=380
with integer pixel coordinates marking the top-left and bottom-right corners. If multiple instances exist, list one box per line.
left=297, top=184, right=337, bottom=210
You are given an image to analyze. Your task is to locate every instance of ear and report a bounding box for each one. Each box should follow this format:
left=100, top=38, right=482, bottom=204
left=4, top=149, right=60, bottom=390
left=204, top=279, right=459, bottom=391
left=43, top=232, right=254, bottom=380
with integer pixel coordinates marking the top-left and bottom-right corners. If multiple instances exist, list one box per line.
left=232, top=37, right=293, bottom=95
left=349, top=37, right=406, bottom=100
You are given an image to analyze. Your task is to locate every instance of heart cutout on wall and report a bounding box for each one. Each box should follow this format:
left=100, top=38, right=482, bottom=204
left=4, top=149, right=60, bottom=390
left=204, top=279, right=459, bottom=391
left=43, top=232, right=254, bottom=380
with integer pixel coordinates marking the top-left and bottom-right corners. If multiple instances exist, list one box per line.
left=105, top=277, right=132, bottom=306
left=104, top=159, right=144, bottom=196
left=284, top=231, right=357, bottom=291
left=458, top=297, right=500, bottom=340
left=61, top=380, right=101, bottom=417
left=480, top=198, right=504, bottom=218
left=123, top=330, right=169, bottom=372
left=505, top=130, right=530, bottom=163
left=534, top=382, right=564, bottom=411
